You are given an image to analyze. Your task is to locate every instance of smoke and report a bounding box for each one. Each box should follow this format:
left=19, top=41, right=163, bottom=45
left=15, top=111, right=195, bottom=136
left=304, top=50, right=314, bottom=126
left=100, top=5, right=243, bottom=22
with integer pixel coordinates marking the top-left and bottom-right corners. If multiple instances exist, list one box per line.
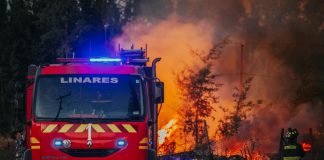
left=114, top=0, right=324, bottom=154
left=112, top=14, right=215, bottom=127
left=212, top=0, right=324, bottom=153
left=235, top=101, right=324, bottom=153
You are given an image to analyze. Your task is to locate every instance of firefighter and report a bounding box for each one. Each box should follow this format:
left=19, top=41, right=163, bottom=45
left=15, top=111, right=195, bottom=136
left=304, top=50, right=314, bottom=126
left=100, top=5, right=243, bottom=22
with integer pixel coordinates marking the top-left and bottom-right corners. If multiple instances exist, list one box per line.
left=282, top=128, right=305, bottom=160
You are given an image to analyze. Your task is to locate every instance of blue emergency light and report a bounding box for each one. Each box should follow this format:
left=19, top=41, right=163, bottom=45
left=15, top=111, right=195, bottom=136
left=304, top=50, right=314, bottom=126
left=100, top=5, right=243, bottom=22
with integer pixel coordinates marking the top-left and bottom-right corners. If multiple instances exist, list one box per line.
left=116, top=139, right=127, bottom=147
left=89, top=58, right=122, bottom=62
left=54, top=139, right=63, bottom=147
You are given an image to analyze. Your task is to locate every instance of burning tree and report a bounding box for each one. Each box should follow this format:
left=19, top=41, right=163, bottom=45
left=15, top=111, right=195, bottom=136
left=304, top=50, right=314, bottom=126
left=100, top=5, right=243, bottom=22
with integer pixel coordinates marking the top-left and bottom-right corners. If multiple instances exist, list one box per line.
left=177, top=45, right=224, bottom=153
left=159, top=135, right=177, bottom=155
left=217, top=78, right=263, bottom=159
left=218, top=77, right=256, bottom=137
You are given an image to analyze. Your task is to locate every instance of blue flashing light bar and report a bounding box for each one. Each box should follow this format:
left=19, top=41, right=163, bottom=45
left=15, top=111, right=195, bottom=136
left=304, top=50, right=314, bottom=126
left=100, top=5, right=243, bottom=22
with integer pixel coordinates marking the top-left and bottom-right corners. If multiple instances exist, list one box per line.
left=89, top=58, right=122, bottom=62
left=54, top=139, right=63, bottom=147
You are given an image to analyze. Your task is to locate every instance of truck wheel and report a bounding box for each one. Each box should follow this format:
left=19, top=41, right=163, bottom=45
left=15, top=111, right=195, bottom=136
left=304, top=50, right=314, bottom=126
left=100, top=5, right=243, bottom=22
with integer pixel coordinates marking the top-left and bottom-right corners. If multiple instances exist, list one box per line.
left=23, top=149, right=31, bottom=160
left=148, top=149, right=158, bottom=160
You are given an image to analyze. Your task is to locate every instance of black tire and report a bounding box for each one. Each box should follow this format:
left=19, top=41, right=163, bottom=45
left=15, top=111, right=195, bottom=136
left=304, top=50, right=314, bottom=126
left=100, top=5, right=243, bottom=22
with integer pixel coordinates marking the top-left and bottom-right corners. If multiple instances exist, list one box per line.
left=148, top=149, right=158, bottom=160
left=23, top=149, right=31, bottom=160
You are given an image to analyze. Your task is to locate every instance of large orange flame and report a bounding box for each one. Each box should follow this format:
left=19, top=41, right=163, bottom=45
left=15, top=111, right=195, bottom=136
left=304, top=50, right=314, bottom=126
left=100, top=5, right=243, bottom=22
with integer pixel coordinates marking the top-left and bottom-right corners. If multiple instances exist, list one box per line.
left=158, top=119, right=178, bottom=145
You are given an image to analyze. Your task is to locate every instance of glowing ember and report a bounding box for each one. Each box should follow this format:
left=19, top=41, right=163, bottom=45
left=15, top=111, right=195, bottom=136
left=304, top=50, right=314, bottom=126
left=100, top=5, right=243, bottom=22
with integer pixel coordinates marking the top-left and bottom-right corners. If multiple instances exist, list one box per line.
left=302, top=142, right=312, bottom=152
left=158, top=119, right=178, bottom=145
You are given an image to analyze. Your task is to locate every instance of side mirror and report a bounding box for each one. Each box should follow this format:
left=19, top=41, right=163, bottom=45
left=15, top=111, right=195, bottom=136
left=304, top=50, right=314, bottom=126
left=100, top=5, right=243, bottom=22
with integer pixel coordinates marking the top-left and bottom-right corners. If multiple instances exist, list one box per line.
left=25, top=120, right=32, bottom=126
left=154, top=82, right=164, bottom=104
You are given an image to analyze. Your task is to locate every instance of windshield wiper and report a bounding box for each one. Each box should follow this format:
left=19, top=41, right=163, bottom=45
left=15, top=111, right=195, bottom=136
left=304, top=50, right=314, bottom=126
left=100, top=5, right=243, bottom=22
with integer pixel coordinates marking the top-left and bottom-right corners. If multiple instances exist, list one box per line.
left=55, top=91, right=72, bottom=120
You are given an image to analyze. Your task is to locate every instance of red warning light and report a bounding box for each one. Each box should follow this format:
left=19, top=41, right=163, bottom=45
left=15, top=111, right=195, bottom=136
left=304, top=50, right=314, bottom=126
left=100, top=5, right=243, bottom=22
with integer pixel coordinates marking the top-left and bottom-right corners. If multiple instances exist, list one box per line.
left=302, top=143, right=312, bottom=152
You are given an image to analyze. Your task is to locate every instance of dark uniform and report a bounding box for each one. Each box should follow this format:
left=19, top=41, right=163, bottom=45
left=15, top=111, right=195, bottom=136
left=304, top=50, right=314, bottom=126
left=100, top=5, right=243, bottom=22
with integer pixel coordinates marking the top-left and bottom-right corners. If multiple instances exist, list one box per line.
left=282, top=128, right=305, bottom=160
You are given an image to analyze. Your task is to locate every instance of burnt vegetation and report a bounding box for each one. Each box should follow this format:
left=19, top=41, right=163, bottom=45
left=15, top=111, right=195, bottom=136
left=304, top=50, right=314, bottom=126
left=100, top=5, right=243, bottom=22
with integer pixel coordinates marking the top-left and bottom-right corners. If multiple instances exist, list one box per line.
left=218, top=77, right=258, bottom=137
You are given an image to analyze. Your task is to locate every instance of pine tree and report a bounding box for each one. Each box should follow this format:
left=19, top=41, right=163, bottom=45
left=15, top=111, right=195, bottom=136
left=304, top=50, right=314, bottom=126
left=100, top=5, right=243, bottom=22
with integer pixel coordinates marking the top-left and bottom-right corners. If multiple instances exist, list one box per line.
left=0, top=0, right=8, bottom=135
left=36, top=0, right=80, bottom=61
left=0, top=0, right=36, bottom=134
left=177, top=46, right=223, bottom=152
left=0, top=0, right=8, bottom=64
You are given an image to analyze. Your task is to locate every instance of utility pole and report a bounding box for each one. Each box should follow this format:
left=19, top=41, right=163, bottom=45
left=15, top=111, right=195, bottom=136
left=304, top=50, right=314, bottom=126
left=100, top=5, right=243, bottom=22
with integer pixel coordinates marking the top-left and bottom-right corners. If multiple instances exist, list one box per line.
left=195, top=107, right=199, bottom=150
left=204, top=120, right=212, bottom=159
left=310, top=128, right=315, bottom=160
left=240, top=43, right=244, bottom=93
left=278, top=128, right=284, bottom=160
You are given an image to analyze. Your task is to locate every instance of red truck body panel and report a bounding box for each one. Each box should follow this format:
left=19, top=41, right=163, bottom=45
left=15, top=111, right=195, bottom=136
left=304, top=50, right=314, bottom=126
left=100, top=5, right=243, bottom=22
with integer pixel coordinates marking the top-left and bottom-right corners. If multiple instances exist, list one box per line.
left=30, top=122, right=148, bottom=160
left=41, top=64, right=139, bottom=75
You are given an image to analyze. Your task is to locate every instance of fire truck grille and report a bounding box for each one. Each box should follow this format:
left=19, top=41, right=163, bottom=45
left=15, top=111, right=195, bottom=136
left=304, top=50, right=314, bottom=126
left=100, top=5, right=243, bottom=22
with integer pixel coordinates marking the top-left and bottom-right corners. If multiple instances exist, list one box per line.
left=59, top=148, right=120, bottom=157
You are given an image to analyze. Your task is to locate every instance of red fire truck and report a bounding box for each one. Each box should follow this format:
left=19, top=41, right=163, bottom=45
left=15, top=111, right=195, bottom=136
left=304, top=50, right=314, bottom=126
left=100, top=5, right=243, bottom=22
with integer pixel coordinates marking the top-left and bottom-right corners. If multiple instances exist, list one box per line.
left=18, top=48, right=164, bottom=160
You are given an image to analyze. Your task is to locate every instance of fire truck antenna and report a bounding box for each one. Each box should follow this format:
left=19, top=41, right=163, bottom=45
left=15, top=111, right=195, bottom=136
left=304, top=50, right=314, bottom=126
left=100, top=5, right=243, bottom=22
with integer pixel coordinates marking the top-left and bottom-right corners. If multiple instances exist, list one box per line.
left=145, top=44, right=148, bottom=58
left=89, top=40, right=92, bottom=57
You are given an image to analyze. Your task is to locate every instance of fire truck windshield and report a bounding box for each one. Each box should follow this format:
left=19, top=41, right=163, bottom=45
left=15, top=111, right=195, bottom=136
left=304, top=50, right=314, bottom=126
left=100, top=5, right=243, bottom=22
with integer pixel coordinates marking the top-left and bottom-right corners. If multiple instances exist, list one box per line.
left=34, top=74, right=144, bottom=121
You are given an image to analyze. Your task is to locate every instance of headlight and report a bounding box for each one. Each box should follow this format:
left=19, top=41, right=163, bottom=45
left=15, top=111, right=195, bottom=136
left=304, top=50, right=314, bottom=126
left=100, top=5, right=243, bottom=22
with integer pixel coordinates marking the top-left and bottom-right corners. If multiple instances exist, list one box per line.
left=63, top=139, right=71, bottom=148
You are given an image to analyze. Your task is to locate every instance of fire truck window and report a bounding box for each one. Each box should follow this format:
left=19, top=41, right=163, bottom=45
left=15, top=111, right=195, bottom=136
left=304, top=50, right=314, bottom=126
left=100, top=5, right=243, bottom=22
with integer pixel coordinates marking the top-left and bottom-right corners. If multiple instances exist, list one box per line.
left=34, top=75, right=144, bottom=120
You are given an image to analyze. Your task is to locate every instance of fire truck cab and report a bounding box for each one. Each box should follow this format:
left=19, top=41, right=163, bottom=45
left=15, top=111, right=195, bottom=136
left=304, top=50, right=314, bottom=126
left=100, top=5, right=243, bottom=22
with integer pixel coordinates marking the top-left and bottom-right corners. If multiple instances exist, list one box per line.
left=20, top=49, right=164, bottom=160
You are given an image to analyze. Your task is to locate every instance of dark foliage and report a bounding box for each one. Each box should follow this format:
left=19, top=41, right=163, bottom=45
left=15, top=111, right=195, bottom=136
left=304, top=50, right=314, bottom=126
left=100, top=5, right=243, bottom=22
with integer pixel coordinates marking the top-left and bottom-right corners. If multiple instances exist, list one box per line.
left=0, top=0, right=140, bottom=135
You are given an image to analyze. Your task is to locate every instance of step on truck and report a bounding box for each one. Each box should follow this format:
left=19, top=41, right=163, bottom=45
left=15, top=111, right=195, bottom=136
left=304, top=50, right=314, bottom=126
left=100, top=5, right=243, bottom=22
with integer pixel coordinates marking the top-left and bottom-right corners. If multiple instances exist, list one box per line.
left=17, top=48, right=164, bottom=160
